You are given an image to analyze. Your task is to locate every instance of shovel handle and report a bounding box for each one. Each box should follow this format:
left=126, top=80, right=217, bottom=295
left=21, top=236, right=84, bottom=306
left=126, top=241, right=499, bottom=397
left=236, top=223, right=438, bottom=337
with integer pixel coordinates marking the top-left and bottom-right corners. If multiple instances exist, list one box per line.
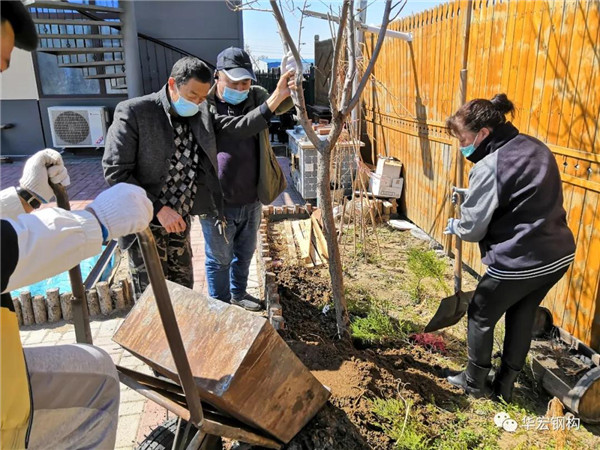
left=50, top=183, right=93, bottom=345
left=454, top=235, right=463, bottom=294
left=454, top=154, right=465, bottom=294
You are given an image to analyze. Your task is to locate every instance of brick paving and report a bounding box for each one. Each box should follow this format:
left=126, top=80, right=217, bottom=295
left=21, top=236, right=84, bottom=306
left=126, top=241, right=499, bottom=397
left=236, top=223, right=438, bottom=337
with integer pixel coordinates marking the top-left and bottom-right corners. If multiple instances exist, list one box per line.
left=2, top=152, right=302, bottom=448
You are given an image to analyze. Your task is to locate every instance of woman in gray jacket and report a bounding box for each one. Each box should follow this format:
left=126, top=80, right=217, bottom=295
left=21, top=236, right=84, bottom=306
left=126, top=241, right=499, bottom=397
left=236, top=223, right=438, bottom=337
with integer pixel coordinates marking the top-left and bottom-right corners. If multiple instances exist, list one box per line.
left=444, top=94, right=575, bottom=402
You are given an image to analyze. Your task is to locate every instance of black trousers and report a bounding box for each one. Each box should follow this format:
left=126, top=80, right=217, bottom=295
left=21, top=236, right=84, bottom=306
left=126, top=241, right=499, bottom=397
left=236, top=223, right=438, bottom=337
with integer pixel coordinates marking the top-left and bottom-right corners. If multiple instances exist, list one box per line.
left=467, top=267, right=568, bottom=371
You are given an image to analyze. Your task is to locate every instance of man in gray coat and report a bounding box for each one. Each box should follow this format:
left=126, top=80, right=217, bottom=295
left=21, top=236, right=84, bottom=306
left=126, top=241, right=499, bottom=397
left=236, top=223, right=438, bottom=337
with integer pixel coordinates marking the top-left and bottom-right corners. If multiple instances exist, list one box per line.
left=103, top=56, right=293, bottom=297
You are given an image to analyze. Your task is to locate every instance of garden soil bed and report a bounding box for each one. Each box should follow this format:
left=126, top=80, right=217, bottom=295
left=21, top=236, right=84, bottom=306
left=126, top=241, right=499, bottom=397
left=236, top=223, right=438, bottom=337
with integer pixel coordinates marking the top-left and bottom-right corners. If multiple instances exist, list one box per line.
left=264, top=221, right=600, bottom=450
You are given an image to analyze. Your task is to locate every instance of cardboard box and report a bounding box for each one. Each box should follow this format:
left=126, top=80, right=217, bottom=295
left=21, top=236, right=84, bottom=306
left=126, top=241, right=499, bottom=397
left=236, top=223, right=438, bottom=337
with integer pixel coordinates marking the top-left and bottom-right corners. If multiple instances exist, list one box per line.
left=376, top=157, right=403, bottom=179
left=372, top=174, right=393, bottom=188
left=392, top=178, right=403, bottom=188
left=370, top=175, right=403, bottom=198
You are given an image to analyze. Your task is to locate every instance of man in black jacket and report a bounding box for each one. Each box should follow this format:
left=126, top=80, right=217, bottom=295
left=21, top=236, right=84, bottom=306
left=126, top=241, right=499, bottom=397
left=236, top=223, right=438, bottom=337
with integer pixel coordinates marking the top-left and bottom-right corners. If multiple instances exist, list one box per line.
left=103, top=56, right=293, bottom=298
left=202, top=47, right=295, bottom=311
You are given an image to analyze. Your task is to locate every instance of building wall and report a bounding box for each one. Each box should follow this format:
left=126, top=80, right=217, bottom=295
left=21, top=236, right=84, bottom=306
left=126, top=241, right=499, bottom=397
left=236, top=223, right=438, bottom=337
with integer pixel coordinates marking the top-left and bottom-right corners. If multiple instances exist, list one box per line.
left=0, top=49, right=45, bottom=156
left=1, top=100, right=46, bottom=156
left=133, top=1, right=243, bottom=65
left=0, top=49, right=38, bottom=101
left=0, top=1, right=243, bottom=157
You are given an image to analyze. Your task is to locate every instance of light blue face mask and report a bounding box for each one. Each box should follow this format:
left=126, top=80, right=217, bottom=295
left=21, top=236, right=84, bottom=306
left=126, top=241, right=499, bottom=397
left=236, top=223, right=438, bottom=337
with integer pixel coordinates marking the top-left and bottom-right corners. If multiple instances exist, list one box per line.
left=172, top=87, right=199, bottom=117
left=460, top=131, right=481, bottom=158
left=222, top=86, right=249, bottom=105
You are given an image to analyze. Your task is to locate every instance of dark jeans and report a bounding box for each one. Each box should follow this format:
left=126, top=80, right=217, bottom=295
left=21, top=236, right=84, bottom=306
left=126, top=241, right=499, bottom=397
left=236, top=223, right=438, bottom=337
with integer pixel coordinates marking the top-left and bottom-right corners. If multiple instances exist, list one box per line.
left=128, top=218, right=193, bottom=298
left=200, top=201, right=262, bottom=301
left=467, top=267, right=569, bottom=371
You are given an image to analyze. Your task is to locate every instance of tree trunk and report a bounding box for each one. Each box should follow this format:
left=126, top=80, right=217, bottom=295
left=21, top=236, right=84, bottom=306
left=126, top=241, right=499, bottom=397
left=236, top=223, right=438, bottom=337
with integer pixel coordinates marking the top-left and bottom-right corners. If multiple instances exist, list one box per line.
left=317, top=143, right=350, bottom=340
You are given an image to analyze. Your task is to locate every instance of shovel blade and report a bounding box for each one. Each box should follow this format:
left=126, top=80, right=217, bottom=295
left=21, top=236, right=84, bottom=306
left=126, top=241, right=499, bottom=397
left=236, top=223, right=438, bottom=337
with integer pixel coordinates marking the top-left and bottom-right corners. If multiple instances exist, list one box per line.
left=424, top=290, right=474, bottom=333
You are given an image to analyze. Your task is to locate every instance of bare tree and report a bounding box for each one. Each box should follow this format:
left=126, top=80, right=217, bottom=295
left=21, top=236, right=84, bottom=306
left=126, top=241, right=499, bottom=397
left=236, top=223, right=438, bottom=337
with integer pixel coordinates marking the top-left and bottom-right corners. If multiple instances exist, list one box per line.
left=269, top=0, right=400, bottom=339
left=227, top=0, right=402, bottom=338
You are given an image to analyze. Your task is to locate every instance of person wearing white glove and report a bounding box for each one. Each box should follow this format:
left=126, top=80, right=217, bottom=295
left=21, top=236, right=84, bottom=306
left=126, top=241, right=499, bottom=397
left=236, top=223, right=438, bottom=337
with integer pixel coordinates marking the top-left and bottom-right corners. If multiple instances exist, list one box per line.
left=2, top=178, right=150, bottom=450
left=451, top=186, right=468, bottom=205
left=19, top=148, right=70, bottom=203
left=443, top=217, right=458, bottom=235
left=1, top=4, right=147, bottom=449
left=280, top=50, right=300, bottom=73
left=2, top=183, right=152, bottom=291
left=0, top=149, right=70, bottom=219
left=86, top=183, right=153, bottom=242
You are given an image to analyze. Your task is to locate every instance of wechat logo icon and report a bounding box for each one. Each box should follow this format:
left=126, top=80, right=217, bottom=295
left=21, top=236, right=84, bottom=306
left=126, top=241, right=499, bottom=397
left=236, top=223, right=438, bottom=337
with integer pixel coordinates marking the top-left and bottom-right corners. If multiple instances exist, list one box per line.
left=494, top=412, right=518, bottom=433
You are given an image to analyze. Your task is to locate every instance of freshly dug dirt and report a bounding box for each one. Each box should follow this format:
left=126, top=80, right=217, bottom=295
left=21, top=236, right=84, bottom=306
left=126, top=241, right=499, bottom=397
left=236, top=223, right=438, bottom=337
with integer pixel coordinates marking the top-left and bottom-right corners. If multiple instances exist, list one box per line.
left=270, top=223, right=459, bottom=449
left=268, top=220, right=600, bottom=450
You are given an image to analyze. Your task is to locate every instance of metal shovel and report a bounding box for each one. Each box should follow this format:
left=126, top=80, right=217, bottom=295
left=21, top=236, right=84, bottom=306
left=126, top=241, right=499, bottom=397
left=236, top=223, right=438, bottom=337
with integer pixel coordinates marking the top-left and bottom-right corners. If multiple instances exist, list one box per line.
left=424, top=189, right=474, bottom=333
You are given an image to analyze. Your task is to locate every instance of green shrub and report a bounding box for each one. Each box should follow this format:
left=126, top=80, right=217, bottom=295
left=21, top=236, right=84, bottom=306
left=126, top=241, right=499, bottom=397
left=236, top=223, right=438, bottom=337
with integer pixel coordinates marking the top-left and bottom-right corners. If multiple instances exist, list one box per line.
left=370, top=398, right=429, bottom=450
left=406, top=249, right=449, bottom=301
left=350, top=309, right=408, bottom=344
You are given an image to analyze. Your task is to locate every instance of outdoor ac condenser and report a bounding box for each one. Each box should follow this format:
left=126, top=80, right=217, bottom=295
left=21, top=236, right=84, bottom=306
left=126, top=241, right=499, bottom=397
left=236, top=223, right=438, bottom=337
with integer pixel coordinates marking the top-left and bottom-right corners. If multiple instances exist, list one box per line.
left=48, top=106, right=108, bottom=148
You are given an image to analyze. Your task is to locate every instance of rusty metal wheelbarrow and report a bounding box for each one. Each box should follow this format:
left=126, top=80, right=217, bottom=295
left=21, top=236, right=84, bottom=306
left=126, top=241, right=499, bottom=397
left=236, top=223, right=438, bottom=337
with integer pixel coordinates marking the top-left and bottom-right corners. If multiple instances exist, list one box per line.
left=55, top=185, right=329, bottom=449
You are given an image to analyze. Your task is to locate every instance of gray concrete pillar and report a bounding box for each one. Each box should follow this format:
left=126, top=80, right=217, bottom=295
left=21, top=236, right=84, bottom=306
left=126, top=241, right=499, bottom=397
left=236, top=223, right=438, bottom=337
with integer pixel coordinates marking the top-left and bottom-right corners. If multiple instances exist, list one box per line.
left=122, top=0, right=143, bottom=98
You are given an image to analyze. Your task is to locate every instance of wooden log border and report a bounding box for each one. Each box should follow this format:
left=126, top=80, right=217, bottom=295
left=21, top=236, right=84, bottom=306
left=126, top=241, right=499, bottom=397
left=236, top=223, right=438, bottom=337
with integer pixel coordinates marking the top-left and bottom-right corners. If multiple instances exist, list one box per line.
left=11, top=279, right=134, bottom=327
left=257, top=203, right=336, bottom=330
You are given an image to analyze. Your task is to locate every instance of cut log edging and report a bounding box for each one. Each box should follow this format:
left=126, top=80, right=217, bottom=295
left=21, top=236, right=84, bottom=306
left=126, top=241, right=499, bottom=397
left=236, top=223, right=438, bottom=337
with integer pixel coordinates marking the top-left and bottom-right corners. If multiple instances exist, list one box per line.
left=261, top=203, right=313, bottom=222
left=12, top=279, right=134, bottom=327
left=257, top=205, right=307, bottom=331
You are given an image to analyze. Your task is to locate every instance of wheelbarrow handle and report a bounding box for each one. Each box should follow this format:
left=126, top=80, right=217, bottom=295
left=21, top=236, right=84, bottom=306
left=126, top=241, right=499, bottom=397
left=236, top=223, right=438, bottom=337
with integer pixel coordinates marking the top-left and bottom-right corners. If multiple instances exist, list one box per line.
left=52, top=183, right=203, bottom=427
left=50, top=183, right=93, bottom=344
left=135, top=228, right=205, bottom=428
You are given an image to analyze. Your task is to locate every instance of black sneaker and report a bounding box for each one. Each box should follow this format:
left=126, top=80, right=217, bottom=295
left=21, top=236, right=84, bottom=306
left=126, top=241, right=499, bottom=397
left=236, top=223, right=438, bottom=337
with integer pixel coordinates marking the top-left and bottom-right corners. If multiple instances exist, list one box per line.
left=231, top=293, right=262, bottom=312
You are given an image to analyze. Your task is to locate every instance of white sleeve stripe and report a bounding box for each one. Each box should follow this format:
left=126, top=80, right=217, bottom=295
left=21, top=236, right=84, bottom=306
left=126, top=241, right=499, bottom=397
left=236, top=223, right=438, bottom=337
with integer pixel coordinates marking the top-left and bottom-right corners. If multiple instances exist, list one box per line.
left=486, top=255, right=574, bottom=280
left=487, top=253, right=575, bottom=275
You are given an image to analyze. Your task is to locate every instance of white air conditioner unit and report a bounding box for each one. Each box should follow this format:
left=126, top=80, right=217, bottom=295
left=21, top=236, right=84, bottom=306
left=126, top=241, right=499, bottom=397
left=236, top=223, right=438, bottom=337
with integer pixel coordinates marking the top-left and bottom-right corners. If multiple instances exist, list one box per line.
left=48, top=106, right=108, bottom=148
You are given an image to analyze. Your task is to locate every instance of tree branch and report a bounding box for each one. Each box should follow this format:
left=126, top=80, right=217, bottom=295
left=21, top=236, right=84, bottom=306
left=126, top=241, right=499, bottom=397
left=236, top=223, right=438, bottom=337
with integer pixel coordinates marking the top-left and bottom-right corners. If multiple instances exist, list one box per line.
left=269, top=0, right=321, bottom=148
left=328, top=1, right=351, bottom=112
left=390, top=0, right=407, bottom=22
left=340, top=0, right=357, bottom=109
left=296, top=1, right=309, bottom=55
left=342, top=0, right=396, bottom=115
left=225, top=0, right=272, bottom=13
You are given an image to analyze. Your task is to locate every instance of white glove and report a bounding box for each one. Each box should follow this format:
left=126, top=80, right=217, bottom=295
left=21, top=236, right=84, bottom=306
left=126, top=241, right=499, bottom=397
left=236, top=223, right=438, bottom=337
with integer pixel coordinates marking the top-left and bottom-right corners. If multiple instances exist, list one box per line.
left=280, top=51, right=299, bottom=73
left=19, top=149, right=70, bottom=203
left=86, top=183, right=152, bottom=241
left=444, top=218, right=457, bottom=235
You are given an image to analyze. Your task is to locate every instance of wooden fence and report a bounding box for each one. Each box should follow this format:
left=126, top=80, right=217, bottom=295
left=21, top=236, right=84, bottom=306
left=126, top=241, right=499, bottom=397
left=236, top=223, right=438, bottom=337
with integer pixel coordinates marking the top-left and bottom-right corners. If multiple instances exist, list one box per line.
left=362, top=0, right=600, bottom=350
